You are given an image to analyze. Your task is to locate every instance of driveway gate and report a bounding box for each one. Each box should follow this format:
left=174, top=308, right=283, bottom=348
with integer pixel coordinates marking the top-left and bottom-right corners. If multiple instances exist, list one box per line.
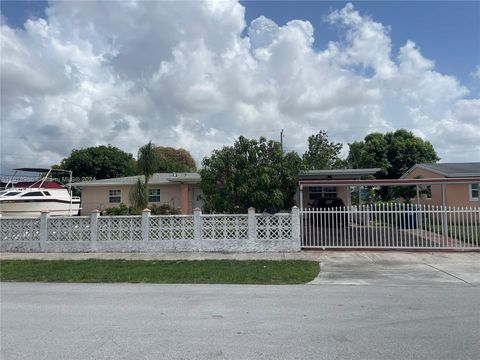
left=300, top=204, right=480, bottom=250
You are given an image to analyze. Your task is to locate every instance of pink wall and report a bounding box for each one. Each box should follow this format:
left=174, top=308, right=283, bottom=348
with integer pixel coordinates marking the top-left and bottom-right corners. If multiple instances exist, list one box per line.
left=403, top=168, right=479, bottom=208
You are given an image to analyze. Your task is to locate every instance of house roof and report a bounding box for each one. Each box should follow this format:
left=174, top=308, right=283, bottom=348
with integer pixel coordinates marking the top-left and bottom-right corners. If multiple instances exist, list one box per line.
left=401, top=163, right=480, bottom=178
left=299, top=168, right=380, bottom=180
left=73, top=173, right=201, bottom=187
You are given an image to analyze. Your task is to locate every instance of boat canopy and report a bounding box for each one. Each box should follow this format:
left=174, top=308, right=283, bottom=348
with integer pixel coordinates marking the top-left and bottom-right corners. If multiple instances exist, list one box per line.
left=13, top=167, right=71, bottom=173
left=14, top=181, right=65, bottom=189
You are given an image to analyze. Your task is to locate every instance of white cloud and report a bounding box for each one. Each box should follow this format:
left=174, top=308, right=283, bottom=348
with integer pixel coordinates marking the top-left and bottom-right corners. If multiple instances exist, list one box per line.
left=472, top=65, right=480, bottom=80
left=1, top=1, right=478, bottom=174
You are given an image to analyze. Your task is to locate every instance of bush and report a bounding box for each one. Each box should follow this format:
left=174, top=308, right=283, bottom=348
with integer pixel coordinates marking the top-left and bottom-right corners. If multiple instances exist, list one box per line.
left=102, top=203, right=180, bottom=216
left=149, top=204, right=181, bottom=215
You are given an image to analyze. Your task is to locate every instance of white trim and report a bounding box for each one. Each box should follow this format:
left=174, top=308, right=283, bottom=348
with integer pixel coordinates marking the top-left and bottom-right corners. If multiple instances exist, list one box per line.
left=148, top=188, right=161, bottom=203
left=108, top=189, right=121, bottom=203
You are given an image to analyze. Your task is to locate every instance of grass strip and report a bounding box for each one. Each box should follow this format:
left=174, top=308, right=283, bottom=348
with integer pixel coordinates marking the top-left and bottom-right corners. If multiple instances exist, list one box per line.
left=0, top=260, right=319, bottom=284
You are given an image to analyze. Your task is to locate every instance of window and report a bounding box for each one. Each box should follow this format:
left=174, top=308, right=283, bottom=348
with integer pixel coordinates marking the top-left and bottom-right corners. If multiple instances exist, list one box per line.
left=2, top=191, right=20, bottom=197
left=42, top=191, right=51, bottom=196
left=21, top=191, right=44, bottom=197
left=309, top=186, right=337, bottom=199
left=109, top=189, right=121, bottom=203
left=148, top=188, right=161, bottom=203
left=470, top=184, right=479, bottom=201
left=424, top=186, right=432, bottom=200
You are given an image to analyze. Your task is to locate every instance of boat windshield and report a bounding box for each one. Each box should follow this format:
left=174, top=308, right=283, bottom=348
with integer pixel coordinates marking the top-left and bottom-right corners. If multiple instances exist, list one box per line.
left=0, top=191, right=21, bottom=197
left=21, top=191, right=44, bottom=197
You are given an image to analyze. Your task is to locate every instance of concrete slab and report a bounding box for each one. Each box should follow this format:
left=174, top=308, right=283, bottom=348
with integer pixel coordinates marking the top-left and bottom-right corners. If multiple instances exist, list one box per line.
left=309, top=265, right=467, bottom=286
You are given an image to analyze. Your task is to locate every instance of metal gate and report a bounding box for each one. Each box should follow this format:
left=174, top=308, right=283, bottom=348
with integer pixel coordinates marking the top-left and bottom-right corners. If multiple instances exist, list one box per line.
left=300, top=204, right=480, bottom=250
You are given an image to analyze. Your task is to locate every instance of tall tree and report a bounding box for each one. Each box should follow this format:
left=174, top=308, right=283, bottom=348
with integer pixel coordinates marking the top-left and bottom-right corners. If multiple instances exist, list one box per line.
left=129, top=142, right=161, bottom=210
left=154, top=146, right=196, bottom=172
left=129, top=178, right=148, bottom=210
left=303, top=131, right=346, bottom=169
left=347, top=129, right=439, bottom=179
left=137, top=141, right=159, bottom=186
left=200, top=136, right=304, bottom=213
left=54, top=145, right=137, bottom=179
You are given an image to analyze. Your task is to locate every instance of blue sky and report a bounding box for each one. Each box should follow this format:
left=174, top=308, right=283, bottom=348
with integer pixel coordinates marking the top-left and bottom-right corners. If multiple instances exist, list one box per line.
left=242, top=1, right=480, bottom=93
left=3, top=0, right=479, bottom=91
left=1, top=1, right=479, bottom=171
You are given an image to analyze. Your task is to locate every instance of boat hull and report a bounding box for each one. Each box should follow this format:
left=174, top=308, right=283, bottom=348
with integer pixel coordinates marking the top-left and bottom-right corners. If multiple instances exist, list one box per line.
left=0, top=200, right=81, bottom=218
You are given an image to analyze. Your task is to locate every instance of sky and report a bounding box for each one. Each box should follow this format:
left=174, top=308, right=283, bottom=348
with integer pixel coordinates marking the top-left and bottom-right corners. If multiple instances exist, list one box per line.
left=1, top=0, right=479, bottom=174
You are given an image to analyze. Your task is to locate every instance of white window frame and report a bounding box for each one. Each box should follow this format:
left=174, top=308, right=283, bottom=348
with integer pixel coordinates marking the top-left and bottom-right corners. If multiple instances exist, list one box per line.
left=148, top=188, right=161, bottom=203
left=309, top=186, right=337, bottom=199
left=109, top=189, right=121, bottom=203
left=469, top=183, right=479, bottom=201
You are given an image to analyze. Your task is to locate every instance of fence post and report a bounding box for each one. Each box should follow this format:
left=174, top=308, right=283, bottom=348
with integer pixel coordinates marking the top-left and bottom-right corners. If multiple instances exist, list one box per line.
left=291, top=206, right=301, bottom=251
left=90, top=210, right=100, bottom=252
left=248, top=207, right=256, bottom=247
left=39, top=211, right=49, bottom=252
left=141, top=208, right=151, bottom=250
left=193, top=208, right=202, bottom=250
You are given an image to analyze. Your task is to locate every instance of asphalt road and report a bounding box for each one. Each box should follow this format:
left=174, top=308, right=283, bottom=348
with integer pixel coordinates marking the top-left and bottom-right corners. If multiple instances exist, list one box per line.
left=1, top=281, right=479, bottom=360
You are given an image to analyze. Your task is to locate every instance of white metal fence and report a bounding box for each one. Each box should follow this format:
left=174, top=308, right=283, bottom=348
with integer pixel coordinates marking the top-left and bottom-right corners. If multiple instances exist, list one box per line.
left=0, top=208, right=301, bottom=253
left=301, top=204, right=480, bottom=250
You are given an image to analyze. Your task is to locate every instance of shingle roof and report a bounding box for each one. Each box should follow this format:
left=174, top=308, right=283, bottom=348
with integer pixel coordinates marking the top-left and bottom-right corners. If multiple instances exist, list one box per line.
left=403, top=163, right=480, bottom=178
left=73, top=173, right=201, bottom=187
left=299, top=168, right=380, bottom=180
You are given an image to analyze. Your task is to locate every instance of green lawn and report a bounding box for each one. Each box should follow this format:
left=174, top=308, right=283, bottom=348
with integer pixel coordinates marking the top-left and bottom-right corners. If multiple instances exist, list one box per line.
left=0, top=260, right=319, bottom=284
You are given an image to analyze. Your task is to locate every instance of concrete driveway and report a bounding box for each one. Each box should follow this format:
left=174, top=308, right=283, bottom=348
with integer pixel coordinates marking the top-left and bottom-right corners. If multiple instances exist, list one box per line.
left=302, top=252, right=480, bottom=286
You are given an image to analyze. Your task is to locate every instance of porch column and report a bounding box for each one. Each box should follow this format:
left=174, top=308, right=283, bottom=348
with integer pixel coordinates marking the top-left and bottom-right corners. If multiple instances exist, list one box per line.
left=416, top=185, right=420, bottom=206
left=299, top=185, right=304, bottom=209
left=180, top=183, right=189, bottom=214
left=347, top=186, right=351, bottom=207
left=441, top=184, right=446, bottom=207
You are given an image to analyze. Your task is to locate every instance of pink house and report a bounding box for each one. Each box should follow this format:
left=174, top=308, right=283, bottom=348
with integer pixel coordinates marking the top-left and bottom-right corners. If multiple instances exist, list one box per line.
left=74, top=173, right=203, bottom=215
left=401, top=162, right=480, bottom=207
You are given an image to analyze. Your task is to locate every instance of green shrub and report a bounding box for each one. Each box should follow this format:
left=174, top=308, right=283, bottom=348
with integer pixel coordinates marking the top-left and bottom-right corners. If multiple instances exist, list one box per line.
left=102, top=203, right=180, bottom=216
left=102, top=203, right=131, bottom=215
left=149, top=204, right=180, bottom=215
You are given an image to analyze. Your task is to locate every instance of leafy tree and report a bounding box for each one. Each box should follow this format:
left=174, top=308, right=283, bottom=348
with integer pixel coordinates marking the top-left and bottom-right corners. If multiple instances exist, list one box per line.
left=303, top=131, right=346, bottom=169
left=154, top=146, right=196, bottom=172
left=347, top=129, right=439, bottom=179
left=200, top=136, right=304, bottom=213
left=55, top=145, right=137, bottom=179
left=347, top=129, right=439, bottom=200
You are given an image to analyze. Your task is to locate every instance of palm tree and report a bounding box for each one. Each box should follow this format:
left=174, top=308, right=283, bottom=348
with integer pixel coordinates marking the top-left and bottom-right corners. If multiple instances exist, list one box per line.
left=130, top=141, right=160, bottom=210
left=137, top=141, right=159, bottom=186
left=129, top=178, right=148, bottom=210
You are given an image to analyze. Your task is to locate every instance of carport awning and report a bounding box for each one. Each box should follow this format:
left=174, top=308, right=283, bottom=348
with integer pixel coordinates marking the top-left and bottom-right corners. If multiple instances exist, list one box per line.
left=299, top=177, right=480, bottom=187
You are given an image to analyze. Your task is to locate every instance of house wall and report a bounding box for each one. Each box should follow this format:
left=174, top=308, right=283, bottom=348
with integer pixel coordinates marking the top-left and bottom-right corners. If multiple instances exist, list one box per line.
left=80, top=184, right=185, bottom=215
left=403, top=168, right=479, bottom=207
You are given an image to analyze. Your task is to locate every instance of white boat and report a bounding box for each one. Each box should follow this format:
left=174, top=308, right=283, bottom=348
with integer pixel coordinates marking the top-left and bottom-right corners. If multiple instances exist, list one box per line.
left=0, top=168, right=81, bottom=218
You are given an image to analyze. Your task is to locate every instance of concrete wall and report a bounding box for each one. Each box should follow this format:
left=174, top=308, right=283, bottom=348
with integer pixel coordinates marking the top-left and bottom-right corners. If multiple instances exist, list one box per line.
left=403, top=168, right=479, bottom=207
left=0, top=208, right=301, bottom=253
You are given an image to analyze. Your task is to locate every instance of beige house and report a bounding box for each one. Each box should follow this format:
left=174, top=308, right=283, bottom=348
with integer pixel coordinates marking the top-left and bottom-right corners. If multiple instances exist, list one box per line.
left=73, top=173, right=203, bottom=215
left=401, top=162, right=480, bottom=207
